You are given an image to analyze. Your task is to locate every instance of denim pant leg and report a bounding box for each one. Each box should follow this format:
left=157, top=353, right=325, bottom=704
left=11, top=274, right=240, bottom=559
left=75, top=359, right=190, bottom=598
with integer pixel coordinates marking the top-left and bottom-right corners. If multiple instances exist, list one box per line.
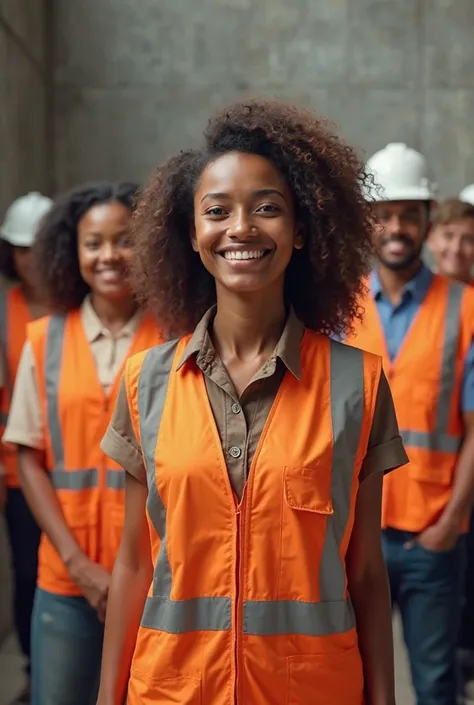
left=398, top=538, right=465, bottom=705
left=5, top=487, right=41, bottom=670
left=459, top=512, right=474, bottom=650
left=31, top=588, right=104, bottom=705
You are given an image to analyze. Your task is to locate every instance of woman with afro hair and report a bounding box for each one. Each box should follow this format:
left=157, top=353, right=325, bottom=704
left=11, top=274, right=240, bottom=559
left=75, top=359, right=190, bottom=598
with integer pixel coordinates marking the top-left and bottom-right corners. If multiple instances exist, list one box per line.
left=98, top=101, right=407, bottom=705
left=3, top=181, right=162, bottom=705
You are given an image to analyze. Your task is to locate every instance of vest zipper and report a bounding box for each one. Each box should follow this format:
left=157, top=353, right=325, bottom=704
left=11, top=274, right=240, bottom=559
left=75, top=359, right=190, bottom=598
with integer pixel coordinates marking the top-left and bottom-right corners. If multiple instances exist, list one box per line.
left=234, top=505, right=241, bottom=703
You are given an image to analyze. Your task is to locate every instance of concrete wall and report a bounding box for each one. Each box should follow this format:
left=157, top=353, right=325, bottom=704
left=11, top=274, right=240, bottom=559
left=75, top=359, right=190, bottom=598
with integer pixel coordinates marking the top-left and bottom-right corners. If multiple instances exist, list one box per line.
left=0, top=0, right=51, bottom=643
left=53, top=0, right=474, bottom=197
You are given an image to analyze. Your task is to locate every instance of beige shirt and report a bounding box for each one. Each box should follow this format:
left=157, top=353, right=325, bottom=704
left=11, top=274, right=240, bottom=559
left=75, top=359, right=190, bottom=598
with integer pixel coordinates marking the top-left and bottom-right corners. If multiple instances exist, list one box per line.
left=102, top=308, right=408, bottom=501
left=3, top=296, right=143, bottom=451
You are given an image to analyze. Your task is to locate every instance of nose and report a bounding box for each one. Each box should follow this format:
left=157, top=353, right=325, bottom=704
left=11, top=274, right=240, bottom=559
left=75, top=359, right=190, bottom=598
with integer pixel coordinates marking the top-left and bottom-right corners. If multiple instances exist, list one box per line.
left=384, top=214, right=403, bottom=234
left=99, top=242, right=119, bottom=263
left=227, top=209, right=255, bottom=239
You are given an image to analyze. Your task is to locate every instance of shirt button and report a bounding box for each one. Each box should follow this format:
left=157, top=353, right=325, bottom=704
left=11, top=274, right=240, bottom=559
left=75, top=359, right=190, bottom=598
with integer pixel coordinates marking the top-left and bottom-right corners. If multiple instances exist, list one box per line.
left=229, top=446, right=242, bottom=459
left=231, top=403, right=242, bottom=414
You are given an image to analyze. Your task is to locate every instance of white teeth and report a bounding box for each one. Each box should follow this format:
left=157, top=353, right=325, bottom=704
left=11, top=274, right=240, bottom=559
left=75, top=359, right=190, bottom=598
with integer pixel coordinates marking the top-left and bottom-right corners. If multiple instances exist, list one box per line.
left=223, top=250, right=265, bottom=260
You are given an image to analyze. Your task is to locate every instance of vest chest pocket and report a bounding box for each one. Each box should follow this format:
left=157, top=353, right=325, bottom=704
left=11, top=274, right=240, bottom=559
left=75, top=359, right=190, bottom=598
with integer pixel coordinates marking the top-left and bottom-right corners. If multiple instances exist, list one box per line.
left=279, top=466, right=334, bottom=597
left=284, top=466, right=333, bottom=515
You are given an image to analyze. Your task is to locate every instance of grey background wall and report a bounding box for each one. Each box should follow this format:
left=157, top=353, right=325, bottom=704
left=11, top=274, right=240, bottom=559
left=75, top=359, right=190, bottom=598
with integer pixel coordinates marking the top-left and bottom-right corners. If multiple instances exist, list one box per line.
left=0, top=0, right=51, bottom=641
left=53, top=0, right=474, bottom=198
left=0, top=1, right=52, bottom=216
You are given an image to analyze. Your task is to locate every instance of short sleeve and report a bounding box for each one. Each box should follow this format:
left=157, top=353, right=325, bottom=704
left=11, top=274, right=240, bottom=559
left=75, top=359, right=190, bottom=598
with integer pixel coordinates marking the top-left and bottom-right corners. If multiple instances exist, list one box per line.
left=101, top=377, right=146, bottom=484
left=3, top=341, right=45, bottom=450
left=359, top=371, right=408, bottom=482
left=461, top=339, right=474, bottom=412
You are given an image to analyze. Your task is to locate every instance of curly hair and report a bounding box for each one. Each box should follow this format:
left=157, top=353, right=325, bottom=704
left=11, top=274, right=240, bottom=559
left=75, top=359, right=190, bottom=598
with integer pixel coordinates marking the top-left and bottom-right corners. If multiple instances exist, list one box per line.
left=131, top=99, right=374, bottom=338
left=34, top=180, right=139, bottom=311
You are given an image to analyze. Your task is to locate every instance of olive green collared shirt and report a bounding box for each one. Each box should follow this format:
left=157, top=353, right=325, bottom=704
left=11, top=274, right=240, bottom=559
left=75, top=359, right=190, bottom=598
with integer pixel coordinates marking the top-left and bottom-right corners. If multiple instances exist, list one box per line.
left=102, top=308, right=407, bottom=500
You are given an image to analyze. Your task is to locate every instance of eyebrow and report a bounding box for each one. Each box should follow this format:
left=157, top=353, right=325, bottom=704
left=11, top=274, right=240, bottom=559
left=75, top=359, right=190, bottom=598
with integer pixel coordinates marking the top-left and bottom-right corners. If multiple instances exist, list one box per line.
left=200, top=188, right=286, bottom=203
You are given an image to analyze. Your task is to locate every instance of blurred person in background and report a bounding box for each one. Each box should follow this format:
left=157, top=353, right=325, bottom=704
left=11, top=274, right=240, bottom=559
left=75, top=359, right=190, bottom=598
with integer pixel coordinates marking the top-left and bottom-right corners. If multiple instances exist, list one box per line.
left=429, top=196, right=474, bottom=699
left=348, top=143, right=474, bottom=705
left=3, top=182, right=162, bottom=705
left=428, top=199, right=474, bottom=285
left=96, top=100, right=407, bottom=705
left=0, top=192, right=52, bottom=705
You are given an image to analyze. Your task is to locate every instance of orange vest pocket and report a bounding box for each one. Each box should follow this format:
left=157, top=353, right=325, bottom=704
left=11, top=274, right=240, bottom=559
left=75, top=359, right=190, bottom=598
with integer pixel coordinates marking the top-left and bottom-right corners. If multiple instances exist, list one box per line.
left=128, top=671, right=201, bottom=705
left=284, top=466, right=334, bottom=514
left=287, top=646, right=364, bottom=705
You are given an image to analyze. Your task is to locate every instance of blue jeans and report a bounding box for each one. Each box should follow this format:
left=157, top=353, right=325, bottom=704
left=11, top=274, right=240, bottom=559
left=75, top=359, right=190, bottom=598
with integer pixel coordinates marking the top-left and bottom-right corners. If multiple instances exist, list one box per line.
left=31, top=588, right=104, bottom=705
left=382, top=528, right=465, bottom=705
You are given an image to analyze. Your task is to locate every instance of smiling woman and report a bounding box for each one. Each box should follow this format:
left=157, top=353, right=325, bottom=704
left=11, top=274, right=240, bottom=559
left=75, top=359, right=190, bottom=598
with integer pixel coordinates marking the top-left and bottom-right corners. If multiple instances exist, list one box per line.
left=130, top=101, right=375, bottom=340
left=97, top=100, right=407, bottom=705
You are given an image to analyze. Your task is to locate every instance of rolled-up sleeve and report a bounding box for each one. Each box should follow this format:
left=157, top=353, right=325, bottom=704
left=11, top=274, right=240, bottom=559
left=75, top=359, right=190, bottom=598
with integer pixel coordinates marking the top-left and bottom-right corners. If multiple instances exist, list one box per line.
left=101, top=377, right=146, bottom=484
left=359, top=371, right=409, bottom=482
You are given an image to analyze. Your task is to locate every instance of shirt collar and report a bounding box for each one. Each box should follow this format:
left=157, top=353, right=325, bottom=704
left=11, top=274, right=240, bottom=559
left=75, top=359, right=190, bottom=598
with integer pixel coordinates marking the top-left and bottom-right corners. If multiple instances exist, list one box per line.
left=371, top=264, right=434, bottom=304
left=177, top=306, right=304, bottom=380
left=79, top=295, right=143, bottom=343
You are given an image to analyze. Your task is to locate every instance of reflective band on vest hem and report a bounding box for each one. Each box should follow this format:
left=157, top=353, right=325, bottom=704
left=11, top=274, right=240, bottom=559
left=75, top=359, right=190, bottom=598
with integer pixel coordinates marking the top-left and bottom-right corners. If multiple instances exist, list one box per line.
left=140, top=596, right=354, bottom=636
left=243, top=597, right=355, bottom=636
left=0, top=411, right=9, bottom=426
left=141, top=596, right=232, bottom=634
left=400, top=429, right=462, bottom=454
left=106, top=470, right=125, bottom=490
left=50, top=468, right=98, bottom=490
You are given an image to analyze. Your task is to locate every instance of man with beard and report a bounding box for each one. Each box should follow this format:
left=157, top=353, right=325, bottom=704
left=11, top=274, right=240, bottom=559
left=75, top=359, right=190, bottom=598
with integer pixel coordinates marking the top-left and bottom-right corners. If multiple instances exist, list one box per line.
left=348, top=142, right=474, bottom=705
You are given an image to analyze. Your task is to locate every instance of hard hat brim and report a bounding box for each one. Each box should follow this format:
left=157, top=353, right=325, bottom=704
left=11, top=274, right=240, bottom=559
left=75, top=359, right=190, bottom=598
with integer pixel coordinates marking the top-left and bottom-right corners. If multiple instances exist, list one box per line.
left=366, top=186, right=436, bottom=202
left=0, top=228, right=35, bottom=248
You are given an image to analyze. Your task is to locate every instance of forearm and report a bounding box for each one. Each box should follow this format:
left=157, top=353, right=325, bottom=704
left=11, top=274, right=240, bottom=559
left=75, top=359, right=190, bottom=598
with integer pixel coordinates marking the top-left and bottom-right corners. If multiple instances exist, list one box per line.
left=18, top=447, right=83, bottom=566
left=440, top=432, right=474, bottom=529
left=97, top=554, right=152, bottom=705
left=350, top=567, right=395, bottom=705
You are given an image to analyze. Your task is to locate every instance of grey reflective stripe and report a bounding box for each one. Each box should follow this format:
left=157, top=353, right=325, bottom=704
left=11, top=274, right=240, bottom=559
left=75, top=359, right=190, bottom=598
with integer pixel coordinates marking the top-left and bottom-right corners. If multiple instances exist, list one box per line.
left=138, top=340, right=179, bottom=603
left=243, top=597, right=354, bottom=637
left=437, top=283, right=463, bottom=432
left=400, top=281, right=464, bottom=453
left=0, top=411, right=9, bottom=426
left=106, top=470, right=125, bottom=490
left=400, top=429, right=461, bottom=454
left=45, top=316, right=67, bottom=468
left=142, top=596, right=231, bottom=634
left=50, top=468, right=98, bottom=490
left=318, top=341, right=364, bottom=605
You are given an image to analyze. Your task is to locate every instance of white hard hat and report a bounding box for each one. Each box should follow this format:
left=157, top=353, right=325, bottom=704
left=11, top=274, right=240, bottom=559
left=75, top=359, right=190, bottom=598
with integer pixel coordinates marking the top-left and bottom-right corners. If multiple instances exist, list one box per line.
left=365, top=142, right=437, bottom=202
left=0, top=192, right=53, bottom=247
left=459, top=185, right=474, bottom=206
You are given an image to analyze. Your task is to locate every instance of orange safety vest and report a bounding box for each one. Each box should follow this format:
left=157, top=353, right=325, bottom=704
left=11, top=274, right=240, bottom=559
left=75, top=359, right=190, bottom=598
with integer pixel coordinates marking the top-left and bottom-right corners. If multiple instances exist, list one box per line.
left=348, top=273, right=474, bottom=532
left=124, top=333, right=381, bottom=705
left=28, top=309, right=161, bottom=596
left=0, top=285, right=32, bottom=488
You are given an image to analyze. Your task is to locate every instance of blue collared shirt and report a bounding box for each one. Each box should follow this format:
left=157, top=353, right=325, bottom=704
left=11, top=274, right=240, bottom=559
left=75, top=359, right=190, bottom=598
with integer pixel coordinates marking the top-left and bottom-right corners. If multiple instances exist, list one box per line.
left=371, top=265, right=474, bottom=412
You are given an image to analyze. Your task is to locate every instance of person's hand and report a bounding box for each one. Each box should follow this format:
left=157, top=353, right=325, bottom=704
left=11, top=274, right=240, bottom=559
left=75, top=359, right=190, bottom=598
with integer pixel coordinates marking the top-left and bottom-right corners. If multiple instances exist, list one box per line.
left=0, top=474, right=6, bottom=512
left=409, top=520, right=461, bottom=553
left=67, top=553, right=110, bottom=620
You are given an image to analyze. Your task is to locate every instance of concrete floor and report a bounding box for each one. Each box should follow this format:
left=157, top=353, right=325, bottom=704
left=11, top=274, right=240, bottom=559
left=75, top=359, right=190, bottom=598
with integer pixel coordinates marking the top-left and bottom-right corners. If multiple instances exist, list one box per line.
left=0, top=616, right=415, bottom=705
